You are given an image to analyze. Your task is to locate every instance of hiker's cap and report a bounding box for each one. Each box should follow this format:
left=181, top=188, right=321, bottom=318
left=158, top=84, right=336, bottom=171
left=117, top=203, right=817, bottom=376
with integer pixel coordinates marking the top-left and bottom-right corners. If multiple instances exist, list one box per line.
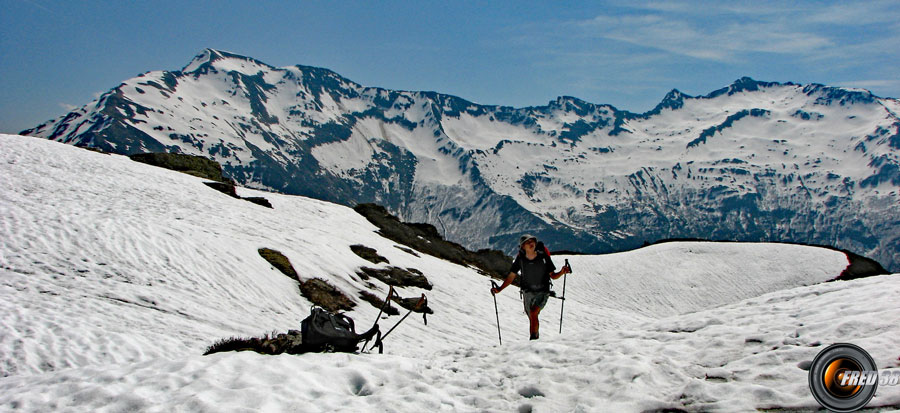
left=519, top=234, right=537, bottom=247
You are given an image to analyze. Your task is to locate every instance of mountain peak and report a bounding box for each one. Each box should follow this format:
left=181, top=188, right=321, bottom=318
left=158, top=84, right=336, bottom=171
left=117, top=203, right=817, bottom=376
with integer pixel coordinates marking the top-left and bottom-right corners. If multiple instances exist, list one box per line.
left=664, top=88, right=684, bottom=100
left=641, top=88, right=689, bottom=116
left=182, top=49, right=222, bottom=73
left=704, top=77, right=787, bottom=99
left=546, top=96, right=597, bottom=117
left=553, top=95, right=586, bottom=105
left=182, top=48, right=272, bottom=74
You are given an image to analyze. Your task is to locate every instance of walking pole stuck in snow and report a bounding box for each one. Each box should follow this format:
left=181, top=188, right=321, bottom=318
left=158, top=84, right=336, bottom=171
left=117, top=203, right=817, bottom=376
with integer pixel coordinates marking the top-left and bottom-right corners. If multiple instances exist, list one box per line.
left=559, top=259, right=572, bottom=334
left=370, top=293, right=426, bottom=352
left=491, top=281, right=502, bottom=345
left=362, top=286, right=394, bottom=353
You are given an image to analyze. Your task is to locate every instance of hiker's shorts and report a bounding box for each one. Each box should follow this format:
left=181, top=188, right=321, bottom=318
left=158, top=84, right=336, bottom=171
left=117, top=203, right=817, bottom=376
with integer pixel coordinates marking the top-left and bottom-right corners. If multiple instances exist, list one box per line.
left=522, top=291, right=550, bottom=313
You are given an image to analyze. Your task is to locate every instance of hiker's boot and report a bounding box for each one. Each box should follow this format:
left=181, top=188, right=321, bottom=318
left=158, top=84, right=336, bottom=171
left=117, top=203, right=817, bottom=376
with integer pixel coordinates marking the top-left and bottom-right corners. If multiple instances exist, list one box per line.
left=530, top=332, right=539, bottom=340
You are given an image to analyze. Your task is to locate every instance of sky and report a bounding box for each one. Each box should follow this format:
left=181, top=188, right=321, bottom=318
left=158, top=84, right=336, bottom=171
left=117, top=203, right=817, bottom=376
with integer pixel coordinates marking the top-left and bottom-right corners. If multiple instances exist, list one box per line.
left=1, top=0, right=899, bottom=134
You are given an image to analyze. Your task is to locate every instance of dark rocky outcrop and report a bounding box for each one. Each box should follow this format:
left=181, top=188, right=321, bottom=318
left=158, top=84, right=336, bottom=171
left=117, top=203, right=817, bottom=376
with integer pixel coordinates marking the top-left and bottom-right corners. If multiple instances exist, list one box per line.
left=350, top=245, right=390, bottom=265
left=832, top=250, right=890, bottom=281
left=354, top=203, right=511, bottom=279
left=129, top=152, right=224, bottom=182
left=356, top=266, right=432, bottom=290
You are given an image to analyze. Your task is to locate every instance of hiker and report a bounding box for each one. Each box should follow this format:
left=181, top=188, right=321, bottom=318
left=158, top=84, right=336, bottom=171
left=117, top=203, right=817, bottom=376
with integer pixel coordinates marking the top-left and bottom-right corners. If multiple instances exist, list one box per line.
left=491, top=234, right=570, bottom=340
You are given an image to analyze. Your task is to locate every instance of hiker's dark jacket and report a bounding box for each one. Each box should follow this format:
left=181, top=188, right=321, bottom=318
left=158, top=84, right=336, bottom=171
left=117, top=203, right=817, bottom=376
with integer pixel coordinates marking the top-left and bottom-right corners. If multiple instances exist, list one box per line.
left=509, top=252, right=556, bottom=292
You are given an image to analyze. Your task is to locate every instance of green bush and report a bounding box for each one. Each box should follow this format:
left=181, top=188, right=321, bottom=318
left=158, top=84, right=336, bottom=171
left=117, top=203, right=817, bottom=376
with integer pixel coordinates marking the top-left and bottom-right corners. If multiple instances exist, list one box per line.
left=258, top=248, right=300, bottom=282
left=129, top=152, right=225, bottom=182
left=300, top=278, right=355, bottom=312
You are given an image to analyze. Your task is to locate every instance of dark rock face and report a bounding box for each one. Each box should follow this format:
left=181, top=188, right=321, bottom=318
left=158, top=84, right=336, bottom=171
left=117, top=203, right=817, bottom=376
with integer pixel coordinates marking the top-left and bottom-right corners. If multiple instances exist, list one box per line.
left=356, top=267, right=432, bottom=291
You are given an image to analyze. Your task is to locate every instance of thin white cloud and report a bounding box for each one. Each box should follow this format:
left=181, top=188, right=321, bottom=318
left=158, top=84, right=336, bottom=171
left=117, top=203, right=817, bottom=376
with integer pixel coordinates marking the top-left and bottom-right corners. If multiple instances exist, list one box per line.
left=804, top=0, right=899, bottom=25
left=500, top=1, right=900, bottom=106
left=18, top=0, right=54, bottom=13
left=58, top=103, right=78, bottom=111
left=837, top=79, right=900, bottom=91
left=574, top=8, right=834, bottom=63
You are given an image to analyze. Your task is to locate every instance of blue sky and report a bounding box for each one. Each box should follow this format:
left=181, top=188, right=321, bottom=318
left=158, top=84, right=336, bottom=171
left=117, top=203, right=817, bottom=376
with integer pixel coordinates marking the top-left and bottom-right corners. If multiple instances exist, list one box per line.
left=2, top=0, right=899, bottom=133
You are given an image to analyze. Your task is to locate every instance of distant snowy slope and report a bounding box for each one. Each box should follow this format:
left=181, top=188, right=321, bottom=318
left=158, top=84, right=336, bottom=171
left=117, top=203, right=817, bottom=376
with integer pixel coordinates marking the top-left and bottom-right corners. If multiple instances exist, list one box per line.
left=2, top=134, right=896, bottom=412
left=566, top=241, right=848, bottom=320
left=21, top=49, right=900, bottom=271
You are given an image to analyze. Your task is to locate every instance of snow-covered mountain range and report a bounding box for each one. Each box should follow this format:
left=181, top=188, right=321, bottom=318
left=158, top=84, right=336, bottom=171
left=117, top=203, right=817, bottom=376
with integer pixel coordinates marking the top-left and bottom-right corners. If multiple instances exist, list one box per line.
left=21, top=49, right=900, bottom=271
left=2, top=134, right=899, bottom=411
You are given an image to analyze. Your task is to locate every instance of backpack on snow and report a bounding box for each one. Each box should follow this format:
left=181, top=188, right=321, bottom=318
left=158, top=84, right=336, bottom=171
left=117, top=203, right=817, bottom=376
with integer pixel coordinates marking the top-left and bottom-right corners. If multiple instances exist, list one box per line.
left=300, top=306, right=381, bottom=353
left=516, top=240, right=554, bottom=292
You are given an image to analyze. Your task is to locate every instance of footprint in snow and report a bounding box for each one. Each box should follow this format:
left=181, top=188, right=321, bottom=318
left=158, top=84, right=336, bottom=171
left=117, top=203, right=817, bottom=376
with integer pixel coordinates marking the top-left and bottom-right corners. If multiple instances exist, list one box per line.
left=348, top=372, right=372, bottom=396
left=518, top=385, right=545, bottom=398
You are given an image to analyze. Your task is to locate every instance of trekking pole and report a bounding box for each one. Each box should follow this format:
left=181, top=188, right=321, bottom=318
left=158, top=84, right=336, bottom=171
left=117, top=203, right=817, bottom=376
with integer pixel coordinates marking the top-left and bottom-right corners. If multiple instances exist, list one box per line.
left=370, top=294, right=426, bottom=352
left=362, top=286, right=394, bottom=353
left=559, top=259, right=572, bottom=334
left=490, top=281, right=502, bottom=345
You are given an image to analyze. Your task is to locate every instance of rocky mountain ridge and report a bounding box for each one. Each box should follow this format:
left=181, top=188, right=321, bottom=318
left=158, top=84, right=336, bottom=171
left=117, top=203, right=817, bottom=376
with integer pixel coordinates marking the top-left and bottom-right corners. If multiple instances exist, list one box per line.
left=22, top=49, right=900, bottom=270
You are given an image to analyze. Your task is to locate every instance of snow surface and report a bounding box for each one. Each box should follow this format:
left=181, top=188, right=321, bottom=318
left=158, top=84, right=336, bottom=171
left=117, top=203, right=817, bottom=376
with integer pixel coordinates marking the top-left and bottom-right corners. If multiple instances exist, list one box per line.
left=1, top=134, right=898, bottom=412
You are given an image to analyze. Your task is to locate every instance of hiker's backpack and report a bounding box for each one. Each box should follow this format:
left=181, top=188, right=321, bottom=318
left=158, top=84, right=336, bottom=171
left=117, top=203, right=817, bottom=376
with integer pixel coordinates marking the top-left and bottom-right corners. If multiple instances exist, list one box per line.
left=516, top=240, right=554, bottom=292
left=300, top=306, right=380, bottom=353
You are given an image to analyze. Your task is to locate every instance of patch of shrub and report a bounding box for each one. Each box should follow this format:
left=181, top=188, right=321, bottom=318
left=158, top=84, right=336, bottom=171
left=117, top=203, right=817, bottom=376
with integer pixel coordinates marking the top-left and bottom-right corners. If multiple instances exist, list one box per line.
left=359, top=291, right=399, bottom=315
left=353, top=203, right=511, bottom=279
left=204, top=330, right=305, bottom=356
left=258, top=248, right=299, bottom=282
left=129, top=152, right=225, bottom=182
left=357, top=266, right=432, bottom=290
left=300, top=278, right=355, bottom=312
left=351, top=245, right=389, bottom=265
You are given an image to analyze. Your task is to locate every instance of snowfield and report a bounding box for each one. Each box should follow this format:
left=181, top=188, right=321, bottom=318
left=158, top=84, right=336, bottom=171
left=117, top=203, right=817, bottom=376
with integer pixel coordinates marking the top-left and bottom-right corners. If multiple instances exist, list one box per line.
left=1, top=134, right=898, bottom=412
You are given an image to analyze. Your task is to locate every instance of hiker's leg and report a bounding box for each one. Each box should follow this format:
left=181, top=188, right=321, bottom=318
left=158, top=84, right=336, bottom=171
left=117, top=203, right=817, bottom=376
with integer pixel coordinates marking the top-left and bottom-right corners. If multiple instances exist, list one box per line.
left=528, top=306, right=541, bottom=338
